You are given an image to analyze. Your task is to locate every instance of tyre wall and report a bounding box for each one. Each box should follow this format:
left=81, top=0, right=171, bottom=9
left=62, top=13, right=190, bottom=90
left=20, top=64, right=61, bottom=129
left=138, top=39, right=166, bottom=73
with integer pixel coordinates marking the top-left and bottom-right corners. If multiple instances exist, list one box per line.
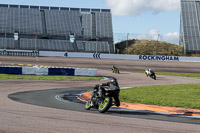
left=0, top=66, right=97, bottom=76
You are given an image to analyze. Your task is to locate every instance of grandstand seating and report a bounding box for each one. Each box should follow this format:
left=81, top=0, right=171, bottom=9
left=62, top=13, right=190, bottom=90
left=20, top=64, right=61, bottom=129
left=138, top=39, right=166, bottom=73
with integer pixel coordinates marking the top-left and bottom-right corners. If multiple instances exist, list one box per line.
left=0, top=4, right=114, bottom=53
left=45, top=10, right=82, bottom=36
left=0, top=7, right=43, bottom=34
left=82, top=13, right=92, bottom=39
left=76, top=41, right=85, bottom=51
left=19, top=8, right=43, bottom=34
left=95, top=12, right=113, bottom=39
left=20, top=38, right=74, bottom=51
left=0, top=38, right=15, bottom=49
left=84, top=41, right=110, bottom=53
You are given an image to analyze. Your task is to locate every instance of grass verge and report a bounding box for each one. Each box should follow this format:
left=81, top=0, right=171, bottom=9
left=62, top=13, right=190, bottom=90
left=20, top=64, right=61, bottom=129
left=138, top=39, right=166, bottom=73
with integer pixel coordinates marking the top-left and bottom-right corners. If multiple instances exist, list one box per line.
left=0, top=74, right=103, bottom=81
left=155, top=72, right=200, bottom=77
left=139, top=72, right=200, bottom=78
left=119, top=84, right=200, bottom=109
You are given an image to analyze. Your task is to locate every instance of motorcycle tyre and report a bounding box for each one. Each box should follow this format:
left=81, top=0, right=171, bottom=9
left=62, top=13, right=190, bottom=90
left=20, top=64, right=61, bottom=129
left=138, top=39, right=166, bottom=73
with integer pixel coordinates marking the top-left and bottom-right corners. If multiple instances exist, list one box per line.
left=98, top=97, right=112, bottom=113
left=153, top=75, right=156, bottom=80
left=150, top=75, right=156, bottom=80
left=85, top=99, right=92, bottom=110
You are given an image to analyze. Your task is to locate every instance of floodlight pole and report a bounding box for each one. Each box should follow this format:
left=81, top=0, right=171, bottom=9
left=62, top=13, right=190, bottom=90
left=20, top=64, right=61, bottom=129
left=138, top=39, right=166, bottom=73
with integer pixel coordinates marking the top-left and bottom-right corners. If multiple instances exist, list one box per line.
left=156, top=34, right=160, bottom=55
left=126, top=33, right=129, bottom=54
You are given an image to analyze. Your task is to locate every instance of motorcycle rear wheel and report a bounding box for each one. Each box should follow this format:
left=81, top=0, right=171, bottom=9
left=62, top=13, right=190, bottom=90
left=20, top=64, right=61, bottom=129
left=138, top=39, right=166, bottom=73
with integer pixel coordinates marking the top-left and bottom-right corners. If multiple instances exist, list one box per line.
left=117, top=70, right=120, bottom=74
left=153, top=75, right=156, bottom=80
left=98, top=97, right=112, bottom=113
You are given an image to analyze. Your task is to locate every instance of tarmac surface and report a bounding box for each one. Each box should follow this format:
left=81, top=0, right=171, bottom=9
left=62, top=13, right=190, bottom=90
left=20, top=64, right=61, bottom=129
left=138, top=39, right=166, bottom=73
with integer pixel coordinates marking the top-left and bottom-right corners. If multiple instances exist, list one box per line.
left=1, top=56, right=200, bottom=133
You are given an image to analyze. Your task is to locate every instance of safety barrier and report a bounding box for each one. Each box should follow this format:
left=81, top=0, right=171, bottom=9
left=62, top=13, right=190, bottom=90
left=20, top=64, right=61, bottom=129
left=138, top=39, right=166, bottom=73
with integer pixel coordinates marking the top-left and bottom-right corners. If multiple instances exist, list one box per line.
left=39, top=51, right=200, bottom=62
left=0, top=66, right=97, bottom=76
left=0, top=50, right=39, bottom=57
left=2, top=49, right=200, bottom=62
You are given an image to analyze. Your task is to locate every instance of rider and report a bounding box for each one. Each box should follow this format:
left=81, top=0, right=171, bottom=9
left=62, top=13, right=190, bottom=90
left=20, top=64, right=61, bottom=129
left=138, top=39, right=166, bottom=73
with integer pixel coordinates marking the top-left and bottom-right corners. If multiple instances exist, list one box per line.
left=145, top=69, right=153, bottom=76
left=112, top=65, right=117, bottom=71
left=91, top=79, right=120, bottom=107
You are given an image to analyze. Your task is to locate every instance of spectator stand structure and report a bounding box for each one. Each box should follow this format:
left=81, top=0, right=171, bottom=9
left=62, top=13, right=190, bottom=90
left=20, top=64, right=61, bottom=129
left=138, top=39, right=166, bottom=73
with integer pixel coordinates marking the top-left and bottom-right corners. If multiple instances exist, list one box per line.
left=0, top=4, right=114, bottom=56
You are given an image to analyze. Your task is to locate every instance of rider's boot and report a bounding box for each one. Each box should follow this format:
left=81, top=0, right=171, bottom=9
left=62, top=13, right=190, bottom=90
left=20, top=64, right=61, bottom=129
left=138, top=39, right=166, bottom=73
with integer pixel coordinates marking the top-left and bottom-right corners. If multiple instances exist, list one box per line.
left=114, top=96, right=120, bottom=107
left=90, top=97, right=95, bottom=107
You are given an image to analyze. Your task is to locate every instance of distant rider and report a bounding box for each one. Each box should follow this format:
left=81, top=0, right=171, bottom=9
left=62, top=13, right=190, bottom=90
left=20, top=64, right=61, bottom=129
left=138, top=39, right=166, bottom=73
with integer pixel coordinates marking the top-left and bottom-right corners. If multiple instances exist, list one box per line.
left=112, top=65, right=118, bottom=73
left=112, top=65, right=116, bottom=70
left=145, top=69, right=154, bottom=76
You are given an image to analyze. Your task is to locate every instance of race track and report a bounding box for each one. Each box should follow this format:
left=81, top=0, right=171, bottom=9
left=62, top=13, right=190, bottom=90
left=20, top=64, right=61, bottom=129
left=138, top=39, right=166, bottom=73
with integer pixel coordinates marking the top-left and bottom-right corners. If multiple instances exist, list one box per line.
left=1, top=56, right=200, bottom=133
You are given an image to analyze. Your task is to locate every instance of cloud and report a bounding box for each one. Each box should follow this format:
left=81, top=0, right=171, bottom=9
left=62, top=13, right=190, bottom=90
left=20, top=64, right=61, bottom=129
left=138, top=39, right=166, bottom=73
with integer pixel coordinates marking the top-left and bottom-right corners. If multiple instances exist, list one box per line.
left=114, top=30, right=179, bottom=44
left=132, top=30, right=179, bottom=44
left=161, top=32, right=179, bottom=44
left=106, top=0, right=180, bottom=16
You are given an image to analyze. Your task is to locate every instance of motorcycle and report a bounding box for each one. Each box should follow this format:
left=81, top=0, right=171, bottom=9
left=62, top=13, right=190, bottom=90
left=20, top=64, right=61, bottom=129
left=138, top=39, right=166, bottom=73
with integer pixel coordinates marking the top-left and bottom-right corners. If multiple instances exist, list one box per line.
left=112, top=67, right=120, bottom=74
left=85, top=83, right=120, bottom=113
left=145, top=69, right=156, bottom=80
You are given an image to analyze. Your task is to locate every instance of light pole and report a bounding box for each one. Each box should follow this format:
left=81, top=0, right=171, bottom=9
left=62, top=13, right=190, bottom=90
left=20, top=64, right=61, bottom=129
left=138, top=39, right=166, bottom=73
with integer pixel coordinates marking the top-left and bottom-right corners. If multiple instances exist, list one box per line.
left=126, top=33, right=129, bottom=54
left=156, top=34, right=160, bottom=55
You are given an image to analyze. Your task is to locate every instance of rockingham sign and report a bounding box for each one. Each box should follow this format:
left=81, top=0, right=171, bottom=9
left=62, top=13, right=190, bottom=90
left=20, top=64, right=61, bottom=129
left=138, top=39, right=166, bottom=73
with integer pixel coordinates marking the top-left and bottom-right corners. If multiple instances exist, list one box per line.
left=139, top=55, right=179, bottom=61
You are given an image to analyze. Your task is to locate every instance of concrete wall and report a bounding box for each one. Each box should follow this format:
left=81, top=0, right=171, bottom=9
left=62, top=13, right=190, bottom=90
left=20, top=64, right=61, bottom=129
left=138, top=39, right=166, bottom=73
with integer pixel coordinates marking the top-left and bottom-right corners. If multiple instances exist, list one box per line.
left=40, top=51, right=200, bottom=62
left=1, top=49, right=200, bottom=62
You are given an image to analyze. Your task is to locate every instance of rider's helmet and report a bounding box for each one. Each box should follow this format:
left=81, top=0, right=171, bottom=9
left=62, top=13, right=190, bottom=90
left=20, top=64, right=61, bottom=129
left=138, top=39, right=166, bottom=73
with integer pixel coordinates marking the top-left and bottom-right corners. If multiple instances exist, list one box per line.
left=110, top=79, right=116, bottom=86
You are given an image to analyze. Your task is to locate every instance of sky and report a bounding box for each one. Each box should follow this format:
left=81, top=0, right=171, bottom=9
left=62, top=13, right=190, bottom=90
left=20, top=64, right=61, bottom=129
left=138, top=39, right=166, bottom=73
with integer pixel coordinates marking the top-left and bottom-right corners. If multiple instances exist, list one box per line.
left=1, top=0, right=181, bottom=44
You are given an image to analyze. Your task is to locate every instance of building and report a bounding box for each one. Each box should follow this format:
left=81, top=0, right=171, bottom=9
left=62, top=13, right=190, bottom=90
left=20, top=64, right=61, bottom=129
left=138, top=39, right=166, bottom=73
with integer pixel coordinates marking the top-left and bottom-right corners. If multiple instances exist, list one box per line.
left=180, top=0, right=200, bottom=55
left=0, top=4, right=114, bottom=53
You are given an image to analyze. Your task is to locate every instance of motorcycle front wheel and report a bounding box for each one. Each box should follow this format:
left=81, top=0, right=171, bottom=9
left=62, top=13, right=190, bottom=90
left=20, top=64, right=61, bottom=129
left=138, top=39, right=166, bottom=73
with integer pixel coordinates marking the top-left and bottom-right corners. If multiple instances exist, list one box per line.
left=98, top=97, right=112, bottom=113
left=85, top=99, right=92, bottom=110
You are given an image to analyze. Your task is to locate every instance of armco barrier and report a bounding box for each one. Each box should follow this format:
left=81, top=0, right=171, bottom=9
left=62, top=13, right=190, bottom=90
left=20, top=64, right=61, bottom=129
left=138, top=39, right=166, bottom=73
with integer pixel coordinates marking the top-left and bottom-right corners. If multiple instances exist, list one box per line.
left=75, top=68, right=97, bottom=76
left=48, top=68, right=75, bottom=76
left=22, top=67, right=36, bottom=75
left=0, top=66, right=22, bottom=74
left=0, top=66, right=97, bottom=76
left=35, top=67, right=48, bottom=75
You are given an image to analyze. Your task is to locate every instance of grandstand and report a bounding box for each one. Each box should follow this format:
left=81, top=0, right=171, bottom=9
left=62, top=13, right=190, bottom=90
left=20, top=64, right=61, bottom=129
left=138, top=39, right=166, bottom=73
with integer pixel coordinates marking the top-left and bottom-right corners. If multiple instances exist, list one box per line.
left=0, top=4, right=114, bottom=54
left=180, top=0, right=200, bottom=54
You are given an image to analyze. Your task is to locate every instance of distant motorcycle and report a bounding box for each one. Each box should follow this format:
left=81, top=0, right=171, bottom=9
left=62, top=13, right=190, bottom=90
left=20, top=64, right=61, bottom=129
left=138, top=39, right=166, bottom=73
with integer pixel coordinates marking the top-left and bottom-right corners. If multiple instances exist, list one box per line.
left=85, top=80, right=120, bottom=113
left=145, top=69, right=156, bottom=80
left=112, top=65, right=120, bottom=74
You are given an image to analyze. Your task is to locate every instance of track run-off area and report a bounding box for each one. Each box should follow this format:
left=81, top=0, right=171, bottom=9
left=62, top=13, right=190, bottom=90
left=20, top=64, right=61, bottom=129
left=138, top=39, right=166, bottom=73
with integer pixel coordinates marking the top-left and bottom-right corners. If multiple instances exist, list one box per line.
left=1, top=56, right=200, bottom=133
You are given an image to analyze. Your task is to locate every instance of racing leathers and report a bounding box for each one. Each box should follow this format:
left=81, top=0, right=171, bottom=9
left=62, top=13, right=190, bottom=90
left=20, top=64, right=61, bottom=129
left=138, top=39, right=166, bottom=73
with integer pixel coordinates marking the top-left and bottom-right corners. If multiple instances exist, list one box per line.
left=91, top=79, right=120, bottom=107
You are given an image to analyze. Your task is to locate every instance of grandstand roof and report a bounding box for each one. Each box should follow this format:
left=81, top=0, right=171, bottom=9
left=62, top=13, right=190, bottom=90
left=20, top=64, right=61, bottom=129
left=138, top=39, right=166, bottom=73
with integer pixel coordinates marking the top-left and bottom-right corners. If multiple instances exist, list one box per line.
left=0, top=4, right=111, bottom=13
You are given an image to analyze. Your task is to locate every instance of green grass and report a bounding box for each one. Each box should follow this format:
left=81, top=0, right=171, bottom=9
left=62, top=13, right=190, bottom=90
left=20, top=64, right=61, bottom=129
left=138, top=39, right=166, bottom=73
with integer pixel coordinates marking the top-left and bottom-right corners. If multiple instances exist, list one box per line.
left=139, top=72, right=200, bottom=78
left=120, top=84, right=200, bottom=109
left=156, top=72, right=200, bottom=77
left=0, top=74, right=103, bottom=81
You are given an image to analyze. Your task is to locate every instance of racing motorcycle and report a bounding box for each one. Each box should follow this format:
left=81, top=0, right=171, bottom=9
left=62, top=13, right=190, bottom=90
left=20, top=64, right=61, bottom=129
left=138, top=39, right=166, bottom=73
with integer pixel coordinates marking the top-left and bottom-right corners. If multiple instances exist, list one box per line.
left=85, top=82, right=120, bottom=113
left=145, top=69, right=156, bottom=80
left=112, top=67, right=120, bottom=74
